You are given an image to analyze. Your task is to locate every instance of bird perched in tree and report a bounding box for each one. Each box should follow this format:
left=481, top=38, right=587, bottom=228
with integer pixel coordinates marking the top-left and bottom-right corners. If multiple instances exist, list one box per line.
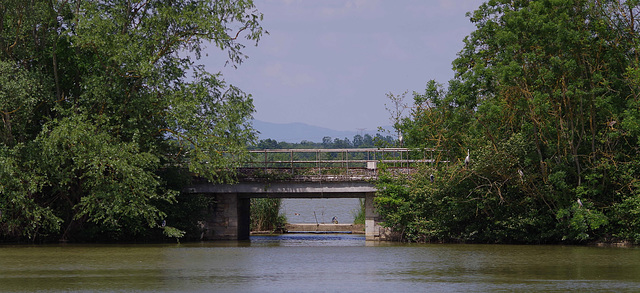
left=464, top=149, right=470, bottom=168
left=577, top=198, right=583, bottom=208
left=430, top=174, right=435, bottom=182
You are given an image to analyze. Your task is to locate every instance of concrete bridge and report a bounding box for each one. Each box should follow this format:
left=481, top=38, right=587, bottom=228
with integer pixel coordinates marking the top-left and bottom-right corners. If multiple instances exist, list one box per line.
left=185, top=148, right=442, bottom=241
left=186, top=181, right=383, bottom=240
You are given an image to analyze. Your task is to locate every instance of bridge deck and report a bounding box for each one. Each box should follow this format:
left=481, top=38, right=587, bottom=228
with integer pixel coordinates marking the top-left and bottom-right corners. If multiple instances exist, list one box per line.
left=187, top=181, right=377, bottom=198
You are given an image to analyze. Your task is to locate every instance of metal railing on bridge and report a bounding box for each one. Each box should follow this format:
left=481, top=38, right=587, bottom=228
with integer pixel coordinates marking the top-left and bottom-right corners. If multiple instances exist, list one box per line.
left=238, top=148, right=442, bottom=181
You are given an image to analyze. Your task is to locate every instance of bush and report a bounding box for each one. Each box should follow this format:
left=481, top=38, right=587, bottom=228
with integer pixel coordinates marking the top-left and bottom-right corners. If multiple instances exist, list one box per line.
left=250, top=198, right=287, bottom=232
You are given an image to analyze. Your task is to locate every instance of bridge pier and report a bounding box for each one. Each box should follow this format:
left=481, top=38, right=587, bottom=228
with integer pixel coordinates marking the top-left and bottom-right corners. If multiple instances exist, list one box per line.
left=365, top=192, right=383, bottom=241
left=201, top=193, right=250, bottom=240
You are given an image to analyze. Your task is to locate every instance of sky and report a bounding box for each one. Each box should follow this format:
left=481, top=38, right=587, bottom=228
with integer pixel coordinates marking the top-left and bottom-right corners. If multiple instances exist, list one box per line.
left=202, top=0, right=486, bottom=132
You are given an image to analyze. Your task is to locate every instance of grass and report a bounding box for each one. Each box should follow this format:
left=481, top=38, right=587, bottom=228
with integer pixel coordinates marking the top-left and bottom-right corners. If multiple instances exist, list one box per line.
left=250, top=198, right=287, bottom=232
left=352, top=198, right=365, bottom=225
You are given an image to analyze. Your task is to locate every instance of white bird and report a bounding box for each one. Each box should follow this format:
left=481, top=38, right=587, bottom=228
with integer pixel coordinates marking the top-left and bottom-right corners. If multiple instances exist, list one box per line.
left=464, top=149, right=470, bottom=168
left=577, top=198, right=583, bottom=208
left=518, top=169, right=524, bottom=182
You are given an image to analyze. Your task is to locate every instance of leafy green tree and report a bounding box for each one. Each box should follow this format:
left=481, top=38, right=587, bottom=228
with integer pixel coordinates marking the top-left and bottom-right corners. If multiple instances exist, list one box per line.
left=322, top=136, right=333, bottom=148
left=352, top=134, right=364, bottom=148
left=0, top=0, right=264, bottom=242
left=379, top=0, right=640, bottom=244
left=363, top=134, right=374, bottom=147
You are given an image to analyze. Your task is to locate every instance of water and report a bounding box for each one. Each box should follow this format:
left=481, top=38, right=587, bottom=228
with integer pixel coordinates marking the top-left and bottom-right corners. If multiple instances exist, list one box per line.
left=280, top=198, right=360, bottom=224
left=2, top=235, right=640, bottom=292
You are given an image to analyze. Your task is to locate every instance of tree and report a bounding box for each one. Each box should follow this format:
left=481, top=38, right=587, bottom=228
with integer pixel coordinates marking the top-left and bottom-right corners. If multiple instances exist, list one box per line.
left=0, top=0, right=264, bottom=242
left=363, top=134, right=374, bottom=147
left=379, top=0, right=640, bottom=244
left=384, top=90, right=409, bottom=144
left=352, top=134, right=364, bottom=148
left=322, top=136, right=333, bottom=148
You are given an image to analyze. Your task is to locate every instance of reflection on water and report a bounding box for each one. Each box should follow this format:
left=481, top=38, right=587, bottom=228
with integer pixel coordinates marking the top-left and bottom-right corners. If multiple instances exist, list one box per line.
left=251, top=233, right=366, bottom=247
left=1, top=235, right=640, bottom=292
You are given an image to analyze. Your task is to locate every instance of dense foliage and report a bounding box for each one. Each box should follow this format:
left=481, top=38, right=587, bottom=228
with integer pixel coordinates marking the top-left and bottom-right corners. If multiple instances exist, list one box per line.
left=0, top=0, right=264, bottom=242
left=376, top=0, right=640, bottom=244
left=250, top=198, right=286, bottom=232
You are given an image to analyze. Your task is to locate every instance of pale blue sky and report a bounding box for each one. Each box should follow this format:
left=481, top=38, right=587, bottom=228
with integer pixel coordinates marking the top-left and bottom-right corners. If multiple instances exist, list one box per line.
left=204, top=0, right=486, bottom=132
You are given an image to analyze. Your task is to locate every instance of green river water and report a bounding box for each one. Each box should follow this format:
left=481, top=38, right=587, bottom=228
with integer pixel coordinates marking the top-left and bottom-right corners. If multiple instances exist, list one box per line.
left=2, top=234, right=640, bottom=292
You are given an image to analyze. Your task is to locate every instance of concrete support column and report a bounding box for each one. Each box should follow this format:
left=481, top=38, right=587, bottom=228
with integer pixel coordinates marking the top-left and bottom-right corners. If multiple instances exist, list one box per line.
left=364, top=192, right=381, bottom=241
left=201, top=193, right=250, bottom=240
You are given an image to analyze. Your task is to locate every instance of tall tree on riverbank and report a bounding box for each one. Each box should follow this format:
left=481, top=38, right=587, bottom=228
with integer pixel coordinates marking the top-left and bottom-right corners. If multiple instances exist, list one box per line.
left=378, top=0, right=640, bottom=243
left=0, top=0, right=264, bottom=242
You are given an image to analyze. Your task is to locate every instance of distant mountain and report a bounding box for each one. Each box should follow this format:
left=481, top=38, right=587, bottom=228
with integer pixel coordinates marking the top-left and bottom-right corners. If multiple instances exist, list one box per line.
left=252, top=120, right=385, bottom=143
